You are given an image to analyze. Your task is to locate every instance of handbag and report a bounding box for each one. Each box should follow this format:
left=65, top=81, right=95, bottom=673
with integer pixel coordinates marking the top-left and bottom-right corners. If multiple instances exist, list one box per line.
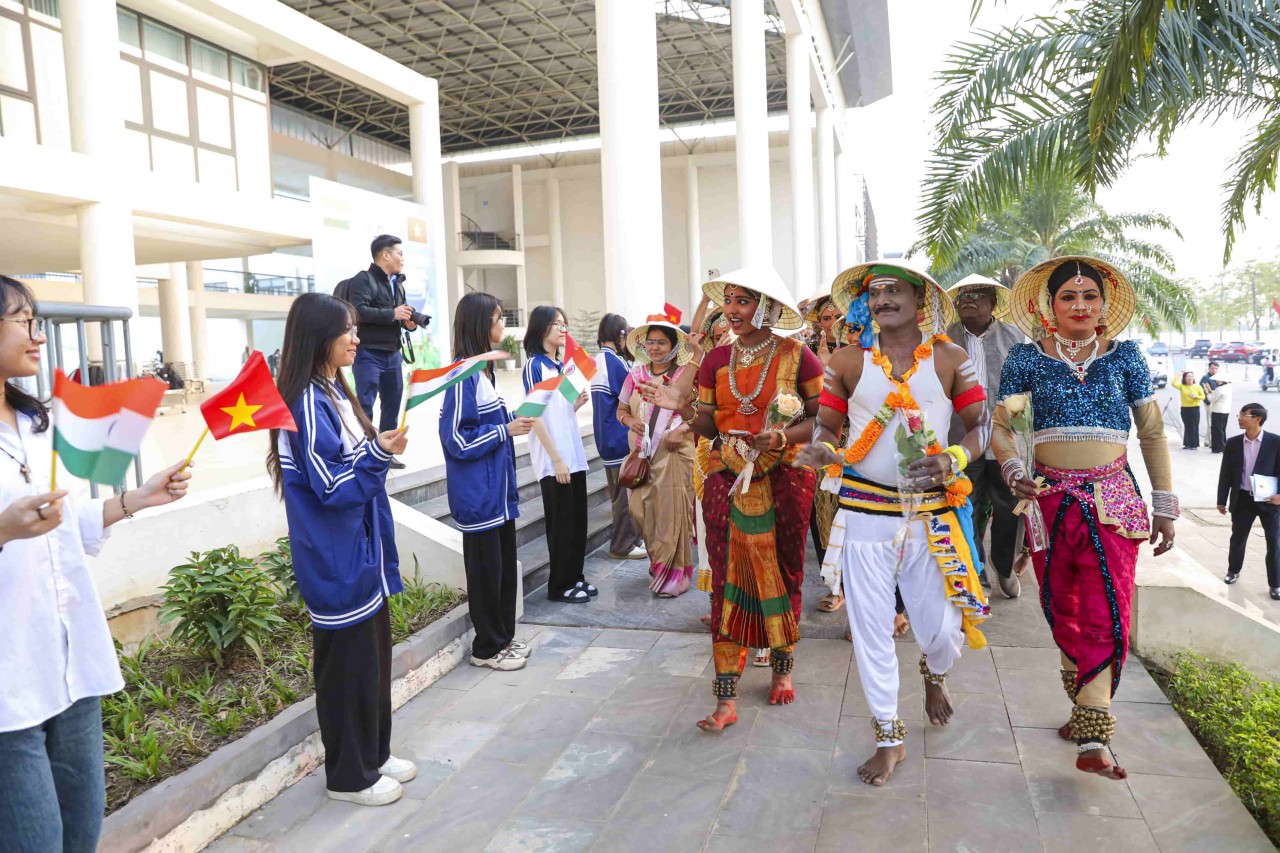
left=618, top=404, right=663, bottom=490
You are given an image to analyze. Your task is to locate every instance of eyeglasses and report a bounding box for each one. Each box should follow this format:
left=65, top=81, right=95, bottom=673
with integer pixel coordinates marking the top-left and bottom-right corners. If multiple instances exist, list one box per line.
left=492, top=315, right=505, bottom=325
left=644, top=339, right=669, bottom=348
left=554, top=323, right=568, bottom=330
left=2, top=317, right=45, bottom=340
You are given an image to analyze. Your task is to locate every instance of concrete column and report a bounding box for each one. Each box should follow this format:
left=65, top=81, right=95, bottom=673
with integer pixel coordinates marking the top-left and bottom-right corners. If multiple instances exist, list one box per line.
left=159, top=263, right=193, bottom=372
left=441, top=160, right=464, bottom=310
left=787, top=30, right=816, bottom=301
left=836, top=142, right=858, bottom=268
left=685, top=156, right=702, bottom=314
left=186, top=262, right=207, bottom=381
left=816, top=105, right=838, bottom=281
left=409, top=84, right=451, bottom=349
left=547, top=174, right=565, bottom=310
left=732, top=0, right=772, bottom=269
left=244, top=320, right=255, bottom=352
left=63, top=0, right=138, bottom=326
left=596, top=0, right=664, bottom=321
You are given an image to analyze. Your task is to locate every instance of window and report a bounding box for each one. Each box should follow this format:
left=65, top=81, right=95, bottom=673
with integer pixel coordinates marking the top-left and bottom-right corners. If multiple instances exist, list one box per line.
left=148, top=69, right=189, bottom=136
left=232, top=56, right=264, bottom=92
left=142, top=19, right=186, bottom=67
left=195, top=87, right=230, bottom=147
left=27, top=0, right=58, bottom=18
left=191, top=40, right=228, bottom=82
left=0, top=94, right=37, bottom=143
left=120, top=60, right=142, bottom=124
left=0, top=16, right=27, bottom=91
left=117, top=9, right=140, bottom=49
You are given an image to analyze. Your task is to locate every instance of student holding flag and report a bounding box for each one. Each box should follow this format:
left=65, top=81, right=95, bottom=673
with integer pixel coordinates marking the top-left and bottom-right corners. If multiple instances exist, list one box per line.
left=0, top=276, right=193, bottom=852
left=522, top=305, right=594, bottom=604
left=592, top=313, right=644, bottom=560
left=265, top=292, right=412, bottom=807
left=439, top=293, right=535, bottom=670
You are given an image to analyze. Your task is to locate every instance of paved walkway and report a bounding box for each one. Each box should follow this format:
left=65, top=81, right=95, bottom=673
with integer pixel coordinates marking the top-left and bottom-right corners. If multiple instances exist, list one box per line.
left=209, top=548, right=1272, bottom=852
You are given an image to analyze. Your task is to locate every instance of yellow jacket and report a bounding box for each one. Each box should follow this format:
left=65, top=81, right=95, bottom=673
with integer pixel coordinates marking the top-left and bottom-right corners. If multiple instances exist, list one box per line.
left=1171, top=376, right=1206, bottom=407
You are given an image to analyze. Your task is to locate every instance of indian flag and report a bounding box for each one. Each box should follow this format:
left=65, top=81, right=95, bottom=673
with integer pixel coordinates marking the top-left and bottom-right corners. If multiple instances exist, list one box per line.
left=561, top=333, right=597, bottom=399
left=405, top=350, right=509, bottom=410
left=514, top=376, right=564, bottom=417
left=53, top=370, right=166, bottom=486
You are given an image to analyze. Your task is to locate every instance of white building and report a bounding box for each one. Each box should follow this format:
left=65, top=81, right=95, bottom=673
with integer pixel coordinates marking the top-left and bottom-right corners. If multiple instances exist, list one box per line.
left=1, top=0, right=889, bottom=379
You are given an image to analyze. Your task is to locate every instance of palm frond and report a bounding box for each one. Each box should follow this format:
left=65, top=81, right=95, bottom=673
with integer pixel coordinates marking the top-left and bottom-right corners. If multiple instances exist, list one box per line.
left=1220, top=109, right=1280, bottom=264
left=1087, top=0, right=1171, bottom=143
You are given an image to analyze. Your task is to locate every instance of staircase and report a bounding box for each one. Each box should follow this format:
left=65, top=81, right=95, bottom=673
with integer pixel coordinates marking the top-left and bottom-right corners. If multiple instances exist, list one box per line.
left=390, top=433, right=615, bottom=595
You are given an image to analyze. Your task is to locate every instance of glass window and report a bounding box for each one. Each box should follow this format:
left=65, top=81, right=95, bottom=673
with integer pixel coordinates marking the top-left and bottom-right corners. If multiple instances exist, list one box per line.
left=150, top=135, right=195, bottom=182
left=28, top=0, right=59, bottom=18
left=120, top=60, right=143, bottom=124
left=124, top=127, right=151, bottom=170
left=0, top=95, right=37, bottom=144
left=195, top=87, right=230, bottom=148
left=198, top=148, right=236, bottom=190
left=0, top=16, right=28, bottom=91
left=191, top=40, right=228, bottom=81
left=148, top=70, right=189, bottom=136
left=231, top=57, right=264, bottom=92
left=142, top=19, right=186, bottom=67
left=117, top=9, right=140, bottom=49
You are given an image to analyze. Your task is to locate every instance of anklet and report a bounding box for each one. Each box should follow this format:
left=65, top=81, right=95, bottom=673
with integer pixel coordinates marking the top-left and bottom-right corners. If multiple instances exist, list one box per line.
left=919, top=654, right=946, bottom=686
left=712, top=675, right=738, bottom=700
left=770, top=651, right=794, bottom=675
left=872, top=717, right=907, bottom=743
left=1060, top=668, right=1079, bottom=701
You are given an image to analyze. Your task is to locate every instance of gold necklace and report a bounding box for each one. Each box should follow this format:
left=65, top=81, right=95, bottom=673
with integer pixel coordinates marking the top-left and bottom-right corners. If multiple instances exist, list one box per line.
left=728, top=337, right=778, bottom=415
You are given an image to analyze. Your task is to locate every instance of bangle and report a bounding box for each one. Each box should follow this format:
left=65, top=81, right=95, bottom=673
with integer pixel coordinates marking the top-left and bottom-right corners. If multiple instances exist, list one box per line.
left=1151, top=490, right=1180, bottom=519
left=820, top=440, right=839, bottom=458
left=1001, top=458, right=1027, bottom=488
left=776, top=430, right=788, bottom=450
left=943, top=444, right=969, bottom=474
left=119, top=490, right=135, bottom=520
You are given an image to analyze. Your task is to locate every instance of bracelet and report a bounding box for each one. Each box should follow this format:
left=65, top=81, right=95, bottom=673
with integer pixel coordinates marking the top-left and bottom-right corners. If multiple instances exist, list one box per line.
left=1001, top=458, right=1027, bottom=488
left=943, top=444, right=969, bottom=474
left=775, top=430, right=788, bottom=451
left=120, top=490, right=135, bottom=520
left=1151, top=490, right=1180, bottom=519
left=820, top=440, right=839, bottom=458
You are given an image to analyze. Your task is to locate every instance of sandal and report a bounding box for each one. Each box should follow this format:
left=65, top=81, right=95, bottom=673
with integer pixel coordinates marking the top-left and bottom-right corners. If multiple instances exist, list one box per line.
left=752, top=649, right=771, bottom=667
left=552, top=588, right=590, bottom=604
left=816, top=594, right=845, bottom=612
left=574, top=581, right=599, bottom=597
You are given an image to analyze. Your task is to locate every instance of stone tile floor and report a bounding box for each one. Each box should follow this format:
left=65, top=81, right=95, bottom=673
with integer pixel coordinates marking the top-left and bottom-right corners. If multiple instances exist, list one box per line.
left=210, top=552, right=1272, bottom=852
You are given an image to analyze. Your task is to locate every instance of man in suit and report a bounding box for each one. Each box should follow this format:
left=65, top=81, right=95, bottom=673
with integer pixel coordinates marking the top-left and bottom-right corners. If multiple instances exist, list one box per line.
left=1217, top=402, right=1280, bottom=600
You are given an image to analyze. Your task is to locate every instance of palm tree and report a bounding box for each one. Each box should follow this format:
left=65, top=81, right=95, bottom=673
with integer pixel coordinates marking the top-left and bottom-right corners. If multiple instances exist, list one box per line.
left=919, top=0, right=1280, bottom=267
left=923, top=173, right=1196, bottom=334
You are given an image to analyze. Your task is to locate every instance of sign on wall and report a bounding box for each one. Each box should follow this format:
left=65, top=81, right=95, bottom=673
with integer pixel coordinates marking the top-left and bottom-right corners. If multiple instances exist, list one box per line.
left=309, top=177, right=448, bottom=370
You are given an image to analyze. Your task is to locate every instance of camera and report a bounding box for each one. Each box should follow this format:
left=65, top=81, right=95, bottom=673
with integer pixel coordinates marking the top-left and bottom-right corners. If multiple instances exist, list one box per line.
left=409, top=310, right=431, bottom=329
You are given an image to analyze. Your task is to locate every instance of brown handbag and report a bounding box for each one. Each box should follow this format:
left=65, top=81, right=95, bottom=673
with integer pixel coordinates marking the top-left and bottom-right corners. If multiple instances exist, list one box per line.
left=618, top=405, right=662, bottom=489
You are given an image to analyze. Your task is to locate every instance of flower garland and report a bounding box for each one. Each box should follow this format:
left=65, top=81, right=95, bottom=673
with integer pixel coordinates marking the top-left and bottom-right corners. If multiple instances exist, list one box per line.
left=823, top=334, right=973, bottom=508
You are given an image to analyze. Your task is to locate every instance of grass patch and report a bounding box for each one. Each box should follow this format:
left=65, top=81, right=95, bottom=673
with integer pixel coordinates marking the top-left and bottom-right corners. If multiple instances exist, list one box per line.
left=104, top=545, right=464, bottom=815
left=1164, top=652, right=1280, bottom=845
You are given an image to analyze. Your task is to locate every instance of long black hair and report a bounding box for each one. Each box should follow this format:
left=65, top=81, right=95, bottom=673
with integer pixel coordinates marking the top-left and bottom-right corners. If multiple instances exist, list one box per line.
left=1047, top=260, right=1106, bottom=300
left=0, top=275, right=48, bottom=433
left=597, top=313, right=628, bottom=353
left=524, top=305, right=564, bottom=359
left=266, top=292, right=376, bottom=495
left=453, top=292, right=502, bottom=360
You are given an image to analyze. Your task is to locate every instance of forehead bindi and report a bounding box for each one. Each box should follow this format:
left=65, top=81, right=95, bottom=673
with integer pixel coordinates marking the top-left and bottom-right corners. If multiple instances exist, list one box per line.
left=1056, top=284, right=1101, bottom=298
left=867, top=278, right=910, bottom=296
left=724, top=287, right=757, bottom=303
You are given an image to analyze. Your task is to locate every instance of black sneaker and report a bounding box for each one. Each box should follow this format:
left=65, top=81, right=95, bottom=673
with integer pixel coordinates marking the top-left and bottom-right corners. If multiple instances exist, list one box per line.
left=389, top=458, right=406, bottom=470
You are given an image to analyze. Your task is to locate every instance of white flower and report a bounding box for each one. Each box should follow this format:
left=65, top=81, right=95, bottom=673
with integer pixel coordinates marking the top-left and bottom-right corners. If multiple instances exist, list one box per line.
left=1004, top=394, right=1029, bottom=416
left=773, top=392, right=803, bottom=420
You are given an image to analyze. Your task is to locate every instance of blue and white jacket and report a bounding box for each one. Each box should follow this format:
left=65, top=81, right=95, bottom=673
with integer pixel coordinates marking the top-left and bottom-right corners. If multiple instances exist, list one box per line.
left=278, top=382, right=402, bottom=629
left=439, top=370, right=519, bottom=532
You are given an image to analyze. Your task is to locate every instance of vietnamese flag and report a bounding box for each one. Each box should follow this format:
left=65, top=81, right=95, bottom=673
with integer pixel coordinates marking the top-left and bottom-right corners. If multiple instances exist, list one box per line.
left=1271, top=298, right=1280, bottom=319
left=200, top=351, right=297, bottom=439
left=663, top=303, right=682, bottom=325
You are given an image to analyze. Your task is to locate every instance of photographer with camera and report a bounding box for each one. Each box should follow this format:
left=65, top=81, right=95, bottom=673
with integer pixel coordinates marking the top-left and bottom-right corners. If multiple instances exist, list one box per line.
left=342, top=234, right=430, bottom=469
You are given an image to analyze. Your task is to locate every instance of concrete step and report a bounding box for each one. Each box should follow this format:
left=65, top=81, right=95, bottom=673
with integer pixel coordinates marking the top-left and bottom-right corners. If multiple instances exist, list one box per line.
left=412, top=454, right=604, bottom=519
left=518, top=498, right=615, bottom=597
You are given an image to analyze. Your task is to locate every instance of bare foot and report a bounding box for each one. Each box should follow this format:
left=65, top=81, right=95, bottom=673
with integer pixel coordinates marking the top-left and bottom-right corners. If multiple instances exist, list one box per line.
left=699, top=613, right=712, bottom=627
left=924, top=678, right=953, bottom=725
left=1076, top=747, right=1127, bottom=780
left=696, top=700, right=738, bottom=732
left=893, top=613, right=910, bottom=638
left=1057, top=721, right=1073, bottom=740
left=857, top=744, right=907, bottom=786
left=769, top=672, right=796, bottom=705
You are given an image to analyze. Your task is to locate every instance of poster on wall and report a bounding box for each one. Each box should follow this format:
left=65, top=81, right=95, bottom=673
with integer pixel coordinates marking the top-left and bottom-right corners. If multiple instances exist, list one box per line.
left=309, top=177, right=448, bottom=371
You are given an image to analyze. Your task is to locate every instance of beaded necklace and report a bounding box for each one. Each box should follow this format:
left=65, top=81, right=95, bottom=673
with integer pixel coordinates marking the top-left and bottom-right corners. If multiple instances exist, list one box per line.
left=728, top=336, right=778, bottom=415
left=1052, top=331, right=1100, bottom=384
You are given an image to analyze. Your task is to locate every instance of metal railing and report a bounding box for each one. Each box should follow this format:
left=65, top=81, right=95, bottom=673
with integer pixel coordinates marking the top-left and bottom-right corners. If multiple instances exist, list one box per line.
left=502, top=307, right=524, bottom=327
left=459, top=213, right=521, bottom=251
left=203, top=269, right=315, bottom=296
left=34, top=301, right=143, bottom=497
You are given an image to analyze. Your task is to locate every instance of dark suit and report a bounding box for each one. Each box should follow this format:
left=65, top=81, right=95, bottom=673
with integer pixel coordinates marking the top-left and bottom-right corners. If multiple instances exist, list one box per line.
left=1218, top=431, right=1280, bottom=588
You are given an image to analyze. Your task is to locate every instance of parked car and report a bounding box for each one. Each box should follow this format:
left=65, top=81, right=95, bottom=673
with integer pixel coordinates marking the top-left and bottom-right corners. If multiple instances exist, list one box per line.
left=1188, top=339, right=1213, bottom=358
left=1150, top=366, right=1168, bottom=389
left=1148, top=342, right=1169, bottom=357
left=1247, top=341, right=1270, bottom=364
left=1207, top=341, right=1259, bottom=363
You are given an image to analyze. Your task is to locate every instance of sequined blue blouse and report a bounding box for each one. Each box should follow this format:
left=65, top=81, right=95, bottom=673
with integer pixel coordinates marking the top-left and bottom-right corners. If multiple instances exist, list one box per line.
left=997, top=340, right=1155, bottom=446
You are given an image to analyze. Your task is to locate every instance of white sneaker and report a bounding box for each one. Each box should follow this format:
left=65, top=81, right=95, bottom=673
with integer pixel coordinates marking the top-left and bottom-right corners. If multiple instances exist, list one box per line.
left=378, top=755, right=418, bottom=783
left=609, top=546, right=647, bottom=560
left=326, top=775, right=402, bottom=806
left=470, top=648, right=527, bottom=671
left=506, top=639, right=531, bottom=658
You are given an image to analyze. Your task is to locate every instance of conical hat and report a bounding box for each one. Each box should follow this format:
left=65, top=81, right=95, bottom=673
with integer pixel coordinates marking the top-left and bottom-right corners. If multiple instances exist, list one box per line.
left=803, top=291, right=841, bottom=325
left=830, top=260, right=956, bottom=336
left=947, top=274, right=1012, bottom=321
left=1009, top=255, right=1137, bottom=340
left=701, top=266, right=803, bottom=331
left=626, top=315, right=693, bottom=367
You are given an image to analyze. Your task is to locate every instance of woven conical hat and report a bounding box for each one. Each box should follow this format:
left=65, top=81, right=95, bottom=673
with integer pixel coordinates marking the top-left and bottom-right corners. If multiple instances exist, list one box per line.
left=701, top=266, right=803, bottom=331
left=1009, top=256, right=1136, bottom=340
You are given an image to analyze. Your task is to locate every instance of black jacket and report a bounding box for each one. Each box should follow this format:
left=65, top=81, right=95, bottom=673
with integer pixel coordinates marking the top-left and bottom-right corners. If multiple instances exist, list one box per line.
left=346, top=264, right=407, bottom=352
left=1218, top=430, right=1280, bottom=511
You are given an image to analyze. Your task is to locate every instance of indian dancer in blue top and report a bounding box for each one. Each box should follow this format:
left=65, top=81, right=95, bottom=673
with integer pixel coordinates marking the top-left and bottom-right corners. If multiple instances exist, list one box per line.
left=992, top=257, right=1178, bottom=782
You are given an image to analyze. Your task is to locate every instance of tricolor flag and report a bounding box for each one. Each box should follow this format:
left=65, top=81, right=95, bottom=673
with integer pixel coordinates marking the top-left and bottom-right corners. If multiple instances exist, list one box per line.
left=513, top=376, right=565, bottom=417
left=200, top=351, right=297, bottom=439
left=405, top=350, right=508, bottom=411
left=560, top=333, right=597, bottom=398
left=53, top=371, right=167, bottom=485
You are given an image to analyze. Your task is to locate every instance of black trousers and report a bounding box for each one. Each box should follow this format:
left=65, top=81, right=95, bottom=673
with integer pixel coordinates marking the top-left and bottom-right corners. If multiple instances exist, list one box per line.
left=1211, top=411, right=1229, bottom=453
left=463, top=520, right=519, bottom=659
left=966, top=458, right=1020, bottom=579
left=1180, top=406, right=1201, bottom=448
left=541, top=471, right=588, bottom=597
left=1228, top=497, right=1280, bottom=588
left=313, top=604, right=392, bottom=792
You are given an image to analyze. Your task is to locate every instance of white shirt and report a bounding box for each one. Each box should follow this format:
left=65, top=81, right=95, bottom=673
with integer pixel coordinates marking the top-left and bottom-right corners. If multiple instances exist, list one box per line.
left=1209, top=382, right=1234, bottom=415
left=0, top=410, right=120, bottom=733
left=962, top=326, right=994, bottom=459
left=1242, top=433, right=1263, bottom=492
left=522, top=355, right=589, bottom=480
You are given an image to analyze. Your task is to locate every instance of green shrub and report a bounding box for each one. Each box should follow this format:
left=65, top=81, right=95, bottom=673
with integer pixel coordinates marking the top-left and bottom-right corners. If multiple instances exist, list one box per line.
left=1166, top=653, right=1280, bottom=843
left=158, top=546, right=287, bottom=666
left=499, top=334, right=520, bottom=359
left=389, top=562, right=465, bottom=644
left=259, top=536, right=303, bottom=611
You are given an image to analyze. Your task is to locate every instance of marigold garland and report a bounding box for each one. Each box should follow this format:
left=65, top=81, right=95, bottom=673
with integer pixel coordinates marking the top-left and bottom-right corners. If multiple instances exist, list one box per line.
left=823, top=333, right=972, bottom=507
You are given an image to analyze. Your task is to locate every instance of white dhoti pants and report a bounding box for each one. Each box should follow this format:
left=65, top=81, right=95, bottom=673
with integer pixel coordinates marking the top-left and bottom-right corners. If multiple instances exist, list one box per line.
left=839, top=510, right=963, bottom=747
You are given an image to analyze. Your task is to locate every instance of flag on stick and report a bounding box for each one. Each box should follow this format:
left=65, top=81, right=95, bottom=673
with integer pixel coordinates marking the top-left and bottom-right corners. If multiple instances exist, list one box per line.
left=1271, top=298, right=1280, bottom=319
left=560, top=333, right=597, bottom=400
left=513, top=376, right=563, bottom=417
left=52, top=371, right=166, bottom=486
left=663, top=303, right=682, bottom=325
left=405, top=350, right=509, bottom=411
left=200, top=351, right=297, bottom=440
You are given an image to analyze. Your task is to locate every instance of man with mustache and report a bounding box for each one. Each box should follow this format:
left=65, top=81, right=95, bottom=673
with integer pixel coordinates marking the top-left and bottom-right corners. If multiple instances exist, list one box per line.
left=796, top=262, right=991, bottom=787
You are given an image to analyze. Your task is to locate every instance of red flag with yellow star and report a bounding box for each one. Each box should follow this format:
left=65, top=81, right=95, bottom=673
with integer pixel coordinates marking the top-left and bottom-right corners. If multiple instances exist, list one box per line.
left=663, top=303, right=682, bottom=325
left=199, top=351, right=297, bottom=439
